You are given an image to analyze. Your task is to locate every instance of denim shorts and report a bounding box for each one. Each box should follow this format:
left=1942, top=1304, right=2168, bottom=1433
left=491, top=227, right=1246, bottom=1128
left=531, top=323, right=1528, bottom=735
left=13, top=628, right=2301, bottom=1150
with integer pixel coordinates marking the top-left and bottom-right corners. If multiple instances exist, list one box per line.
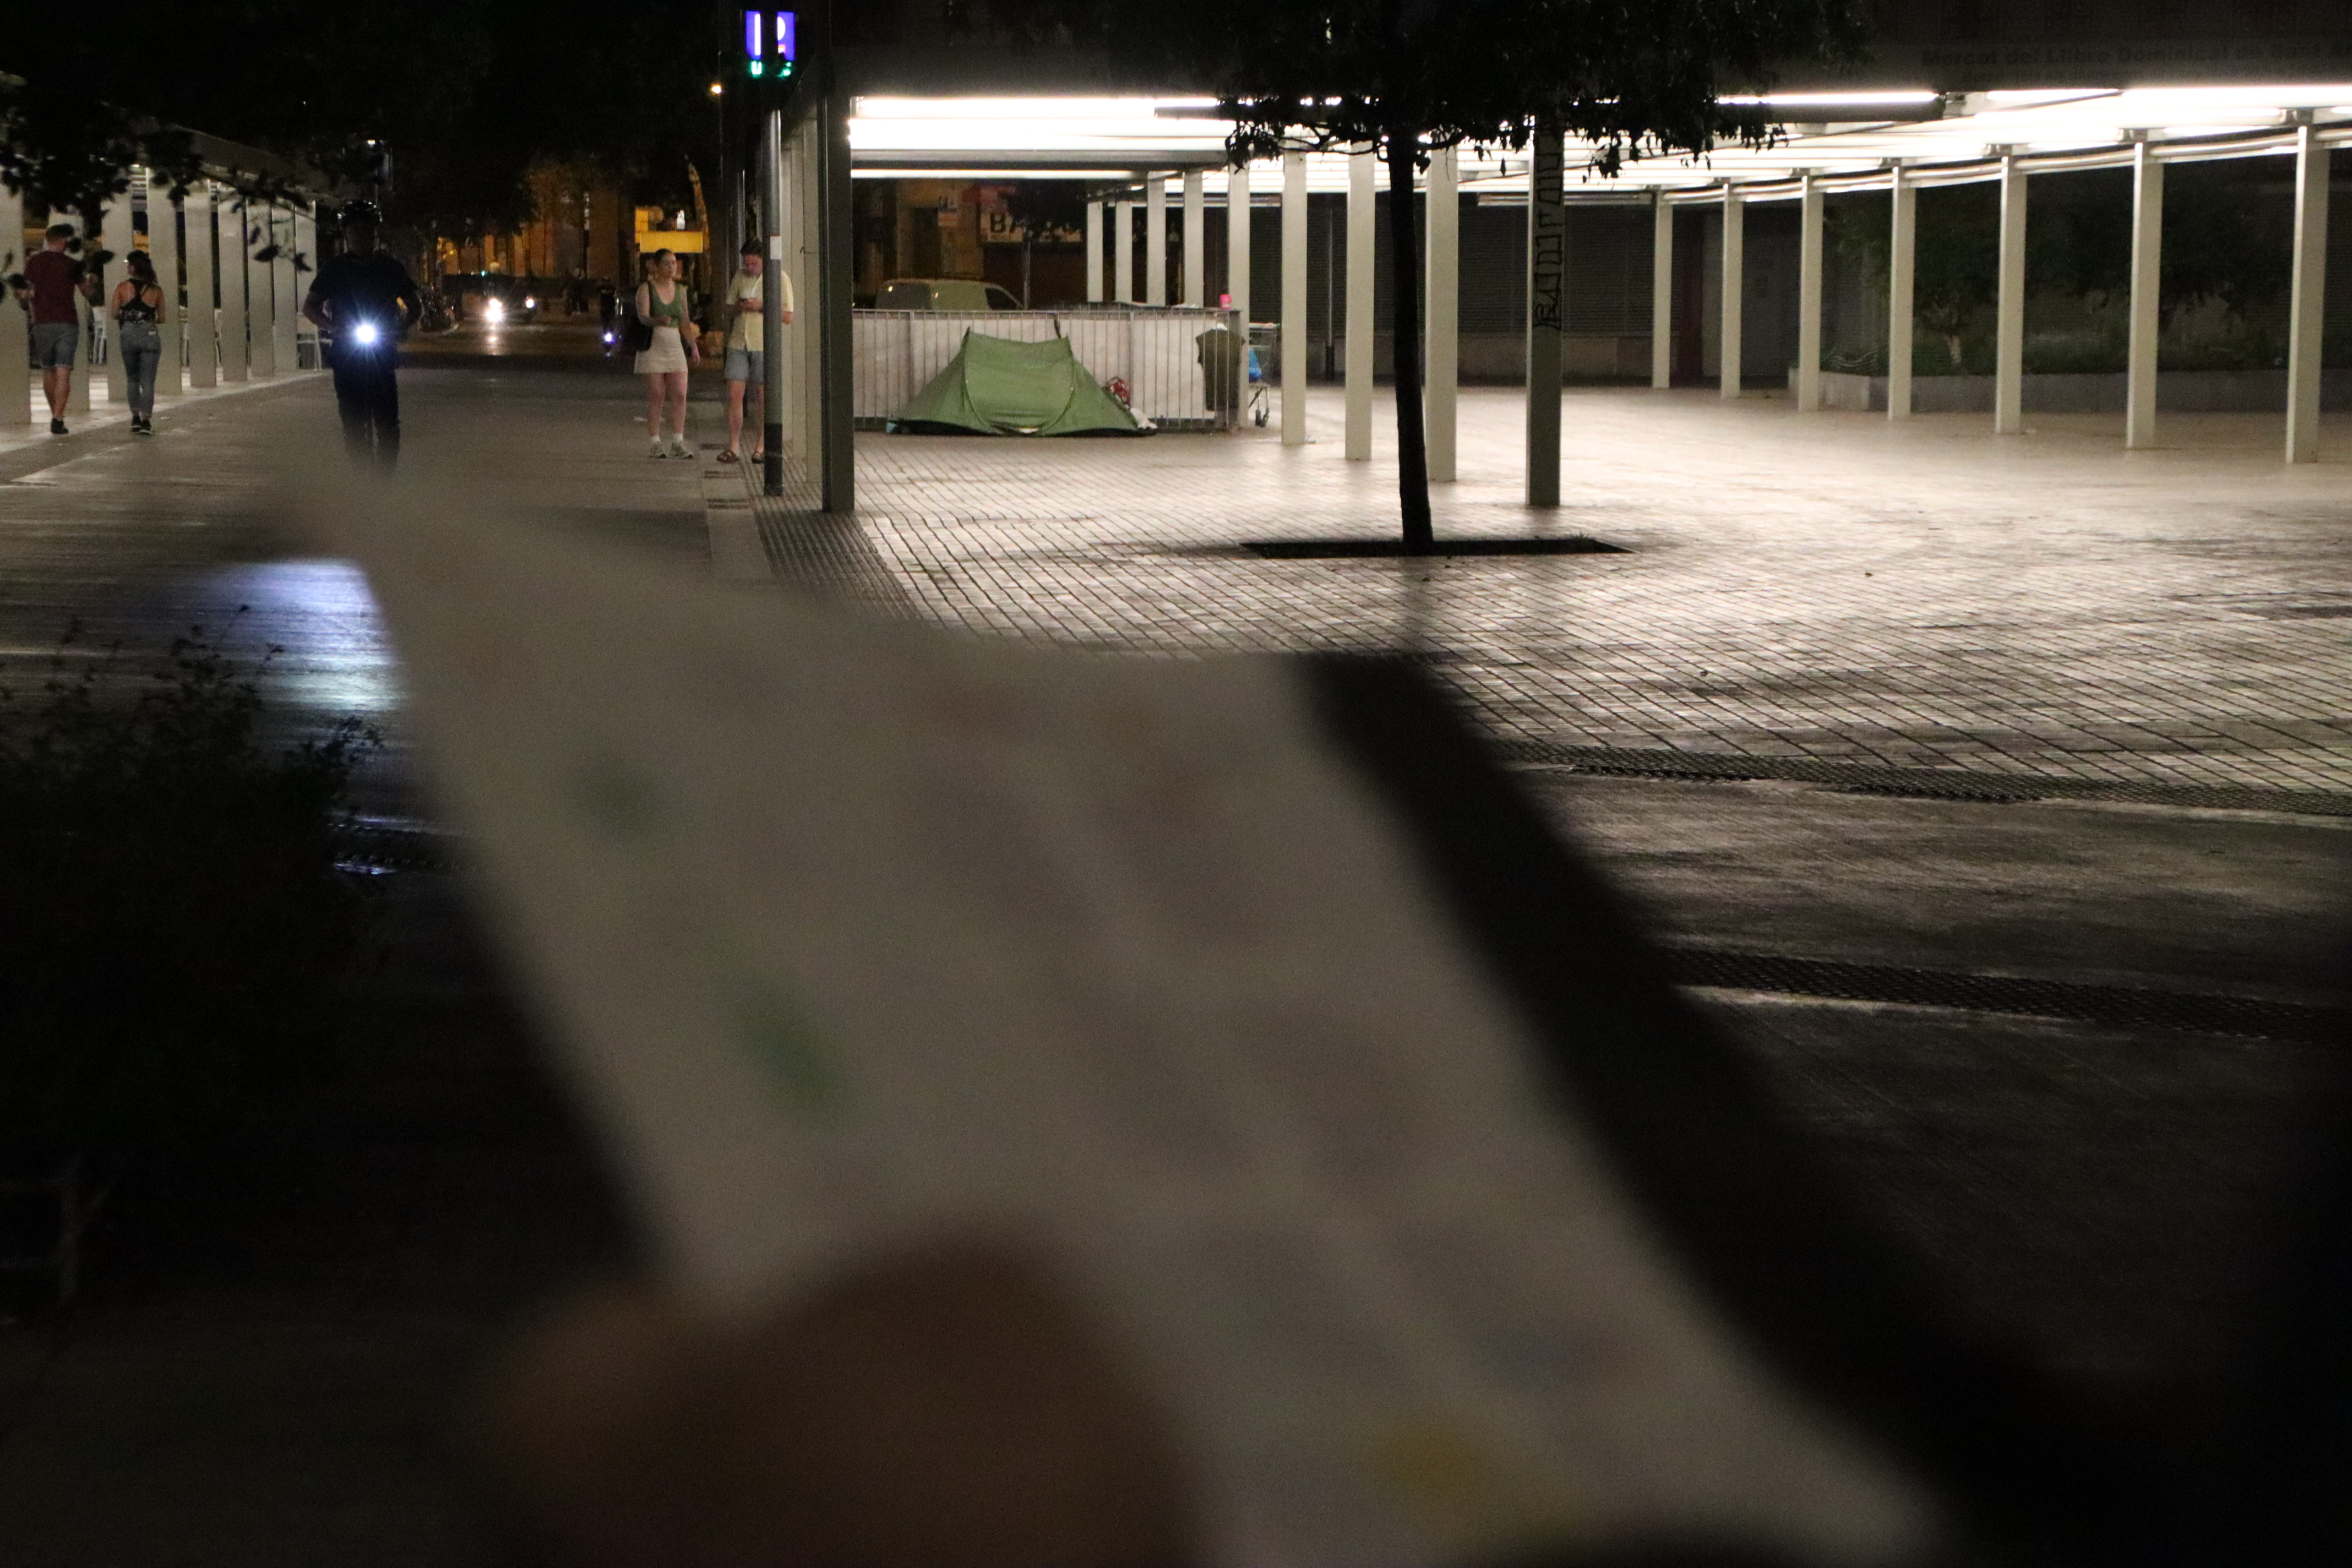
left=32, top=321, right=79, bottom=369
left=724, top=346, right=764, bottom=383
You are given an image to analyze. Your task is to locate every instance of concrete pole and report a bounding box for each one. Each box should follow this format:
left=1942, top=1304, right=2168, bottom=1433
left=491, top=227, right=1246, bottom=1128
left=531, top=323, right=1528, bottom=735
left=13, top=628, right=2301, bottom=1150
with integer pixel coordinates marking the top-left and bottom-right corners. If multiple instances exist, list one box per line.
left=1650, top=193, right=1673, bottom=389
left=1426, top=145, right=1458, bottom=482
left=1114, top=199, right=1135, bottom=303
left=1796, top=173, right=1823, bottom=411
left=2285, top=122, right=2331, bottom=465
left=272, top=207, right=300, bottom=374
left=821, top=92, right=856, bottom=511
left=219, top=194, right=249, bottom=382
left=101, top=189, right=134, bottom=407
left=1281, top=149, right=1306, bottom=445
left=1145, top=175, right=1166, bottom=306
left=1226, top=165, right=1251, bottom=321
left=763, top=107, right=787, bottom=496
left=1085, top=199, right=1103, bottom=302
left=1719, top=185, right=1744, bottom=400
left=0, top=180, right=28, bottom=426
left=1182, top=170, right=1204, bottom=307
left=791, top=115, right=819, bottom=468
left=1888, top=164, right=1915, bottom=420
left=2125, top=140, right=2163, bottom=450
left=1994, top=155, right=2027, bottom=434
left=1526, top=126, right=1565, bottom=507
left=184, top=184, right=216, bottom=388
left=247, top=204, right=276, bottom=377
left=1344, top=146, right=1375, bottom=460
left=151, top=182, right=182, bottom=397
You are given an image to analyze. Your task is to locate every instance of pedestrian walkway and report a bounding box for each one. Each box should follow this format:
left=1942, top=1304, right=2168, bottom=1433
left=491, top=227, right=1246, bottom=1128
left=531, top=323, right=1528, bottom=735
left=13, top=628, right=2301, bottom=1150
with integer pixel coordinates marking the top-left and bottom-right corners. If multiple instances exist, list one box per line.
left=2, top=368, right=320, bottom=480
left=742, top=387, right=2352, bottom=794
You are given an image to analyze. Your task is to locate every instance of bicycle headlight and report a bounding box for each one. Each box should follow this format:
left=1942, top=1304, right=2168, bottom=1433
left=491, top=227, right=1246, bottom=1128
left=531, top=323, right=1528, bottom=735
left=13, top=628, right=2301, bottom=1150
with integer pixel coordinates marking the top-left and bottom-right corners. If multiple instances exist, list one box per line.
left=350, top=320, right=382, bottom=348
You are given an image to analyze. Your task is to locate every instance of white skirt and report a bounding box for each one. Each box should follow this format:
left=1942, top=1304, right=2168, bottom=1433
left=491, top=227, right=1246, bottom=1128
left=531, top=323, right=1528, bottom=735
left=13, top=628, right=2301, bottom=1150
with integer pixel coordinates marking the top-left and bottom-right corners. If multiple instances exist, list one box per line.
left=635, top=324, right=689, bottom=375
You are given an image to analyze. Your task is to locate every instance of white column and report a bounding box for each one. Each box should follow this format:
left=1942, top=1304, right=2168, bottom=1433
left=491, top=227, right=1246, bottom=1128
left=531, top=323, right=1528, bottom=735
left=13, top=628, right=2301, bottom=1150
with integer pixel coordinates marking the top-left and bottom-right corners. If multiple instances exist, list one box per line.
left=1426, top=145, right=1458, bottom=482
left=1344, top=146, right=1375, bottom=460
left=1281, top=150, right=1306, bottom=446
left=1085, top=199, right=1103, bottom=302
left=1145, top=175, right=1166, bottom=307
left=1719, top=185, right=1744, bottom=399
left=1650, top=193, right=1673, bottom=389
left=272, top=207, right=300, bottom=372
left=151, top=182, right=183, bottom=398
left=2126, top=140, right=2163, bottom=450
left=247, top=203, right=276, bottom=377
left=67, top=212, right=91, bottom=412
left=184, top=184, right=217, bottom=388
left=1226, top=165, right=1251, bottom=321
left=219, top=194, right=249, bottom=382
left=1888, top=164, right=1915, bottom=420
left=1182, top=170, right=1204, bottom=307
left=101, top=189, right=134, bottom=407
left=1796, top=173, right=1823, bottom=411
left=1114, top=199, right=1135, bottom=304
left=1526, top=126, right=1564, bottom=507
left=2286, top=122, right=2331, bottom=465
left=292, top=207, right=317, bottom=370
left=1994, top=155, right=2027, bottom=434
left=0, top=180, right=28, bottom=426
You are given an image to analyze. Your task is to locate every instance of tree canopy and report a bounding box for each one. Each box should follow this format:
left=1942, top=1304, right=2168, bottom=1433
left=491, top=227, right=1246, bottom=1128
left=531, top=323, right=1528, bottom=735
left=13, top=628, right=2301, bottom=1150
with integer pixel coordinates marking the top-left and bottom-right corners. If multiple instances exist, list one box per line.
left=2, top=5, right=727, bottom=232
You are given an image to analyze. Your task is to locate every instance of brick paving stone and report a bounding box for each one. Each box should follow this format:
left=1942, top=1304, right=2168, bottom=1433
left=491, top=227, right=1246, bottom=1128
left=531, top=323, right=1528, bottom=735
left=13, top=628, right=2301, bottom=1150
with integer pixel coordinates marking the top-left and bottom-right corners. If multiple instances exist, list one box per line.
left=749, top=388, right=2352, bottom=792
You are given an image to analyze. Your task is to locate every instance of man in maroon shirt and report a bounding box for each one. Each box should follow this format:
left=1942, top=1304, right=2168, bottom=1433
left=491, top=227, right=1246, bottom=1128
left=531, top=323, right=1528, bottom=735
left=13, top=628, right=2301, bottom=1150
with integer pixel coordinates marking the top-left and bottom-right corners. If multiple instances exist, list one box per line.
left=19, top=224, right=98, bottom=434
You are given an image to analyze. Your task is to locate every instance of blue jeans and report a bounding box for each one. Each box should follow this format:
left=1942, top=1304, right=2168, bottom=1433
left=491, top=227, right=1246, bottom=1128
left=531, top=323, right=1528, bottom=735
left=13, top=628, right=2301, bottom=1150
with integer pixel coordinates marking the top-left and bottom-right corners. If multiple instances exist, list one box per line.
left=117, top=322, right=162, bottom=418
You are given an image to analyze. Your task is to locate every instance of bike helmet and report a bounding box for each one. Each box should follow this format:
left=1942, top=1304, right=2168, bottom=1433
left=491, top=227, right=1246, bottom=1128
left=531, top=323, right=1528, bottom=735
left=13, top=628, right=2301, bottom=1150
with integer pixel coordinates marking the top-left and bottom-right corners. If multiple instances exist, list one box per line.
left=338, top=199, right=383, bottom=227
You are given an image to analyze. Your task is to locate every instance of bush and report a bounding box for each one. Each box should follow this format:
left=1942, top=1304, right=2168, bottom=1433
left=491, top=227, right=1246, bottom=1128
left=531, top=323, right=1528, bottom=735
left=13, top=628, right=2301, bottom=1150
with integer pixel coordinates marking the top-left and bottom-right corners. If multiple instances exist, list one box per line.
left=0, top=624, right=377, bottom=1164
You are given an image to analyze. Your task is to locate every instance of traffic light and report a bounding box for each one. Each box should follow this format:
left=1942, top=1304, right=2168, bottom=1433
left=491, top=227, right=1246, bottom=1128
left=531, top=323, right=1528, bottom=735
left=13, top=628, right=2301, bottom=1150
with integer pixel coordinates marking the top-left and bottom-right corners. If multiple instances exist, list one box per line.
left=743, top=10, right=797, bottom=80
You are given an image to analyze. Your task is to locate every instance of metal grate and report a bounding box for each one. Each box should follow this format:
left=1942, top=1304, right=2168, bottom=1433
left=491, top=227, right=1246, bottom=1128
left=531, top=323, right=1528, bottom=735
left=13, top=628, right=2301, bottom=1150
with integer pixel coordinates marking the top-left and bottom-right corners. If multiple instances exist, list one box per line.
left=1670, top=948, right=2349, bottom=1044
left=1498, top=742, right=2352, bottom=817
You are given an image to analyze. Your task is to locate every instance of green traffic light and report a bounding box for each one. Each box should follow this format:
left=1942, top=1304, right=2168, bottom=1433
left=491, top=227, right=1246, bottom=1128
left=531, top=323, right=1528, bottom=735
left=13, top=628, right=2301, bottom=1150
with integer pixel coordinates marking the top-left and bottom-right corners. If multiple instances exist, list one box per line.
left=749, top=59, right=764, bottom=76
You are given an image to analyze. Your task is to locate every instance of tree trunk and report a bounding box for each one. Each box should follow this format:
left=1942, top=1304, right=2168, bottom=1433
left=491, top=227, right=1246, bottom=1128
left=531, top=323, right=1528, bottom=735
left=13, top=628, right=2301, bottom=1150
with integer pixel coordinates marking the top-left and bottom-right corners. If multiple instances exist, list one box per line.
left=1385, top=129, right=1433, bottom=553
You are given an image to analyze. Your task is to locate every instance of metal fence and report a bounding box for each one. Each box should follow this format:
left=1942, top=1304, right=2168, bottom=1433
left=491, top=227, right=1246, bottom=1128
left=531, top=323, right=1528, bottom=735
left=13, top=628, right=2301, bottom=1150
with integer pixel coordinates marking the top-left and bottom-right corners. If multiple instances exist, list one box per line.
left=853, top=308, right=1247, bottom=432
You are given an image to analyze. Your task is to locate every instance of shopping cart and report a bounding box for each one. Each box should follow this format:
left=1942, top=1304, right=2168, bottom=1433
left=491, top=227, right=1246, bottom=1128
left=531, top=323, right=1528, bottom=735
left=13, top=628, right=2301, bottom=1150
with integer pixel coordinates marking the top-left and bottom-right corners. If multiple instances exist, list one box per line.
left=1245, top=323, right=1276, bottom=428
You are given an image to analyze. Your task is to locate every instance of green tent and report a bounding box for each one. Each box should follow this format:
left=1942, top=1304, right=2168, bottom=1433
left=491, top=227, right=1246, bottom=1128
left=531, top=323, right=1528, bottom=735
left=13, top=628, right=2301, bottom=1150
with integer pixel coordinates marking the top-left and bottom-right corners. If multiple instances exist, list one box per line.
left=892, top=330, right=1147, bottom=436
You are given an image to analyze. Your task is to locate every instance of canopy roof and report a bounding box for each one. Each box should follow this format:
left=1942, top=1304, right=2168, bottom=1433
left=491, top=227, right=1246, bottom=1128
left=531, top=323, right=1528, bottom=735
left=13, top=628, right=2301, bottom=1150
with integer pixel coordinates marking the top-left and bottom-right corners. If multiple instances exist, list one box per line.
left=849, top=86, right=2352, bottom=201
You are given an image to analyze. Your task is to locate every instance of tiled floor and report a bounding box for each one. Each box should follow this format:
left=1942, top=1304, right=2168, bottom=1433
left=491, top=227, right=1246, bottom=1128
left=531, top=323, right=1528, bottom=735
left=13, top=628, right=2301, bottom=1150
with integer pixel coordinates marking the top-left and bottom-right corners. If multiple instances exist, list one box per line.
left=752, top=386, right=2352, bottom=792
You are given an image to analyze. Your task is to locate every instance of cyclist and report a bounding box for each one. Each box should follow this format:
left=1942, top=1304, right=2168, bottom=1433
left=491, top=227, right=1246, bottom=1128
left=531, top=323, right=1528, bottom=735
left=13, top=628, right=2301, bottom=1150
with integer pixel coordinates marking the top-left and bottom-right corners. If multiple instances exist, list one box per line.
left=302, top=200, right=424, bottom=470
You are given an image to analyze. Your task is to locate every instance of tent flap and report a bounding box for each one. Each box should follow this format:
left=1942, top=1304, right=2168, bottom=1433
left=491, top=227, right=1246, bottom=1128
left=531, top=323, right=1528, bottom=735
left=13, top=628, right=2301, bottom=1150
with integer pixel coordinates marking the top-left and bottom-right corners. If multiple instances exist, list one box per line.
left=893, top=330, right=1147, bottom=436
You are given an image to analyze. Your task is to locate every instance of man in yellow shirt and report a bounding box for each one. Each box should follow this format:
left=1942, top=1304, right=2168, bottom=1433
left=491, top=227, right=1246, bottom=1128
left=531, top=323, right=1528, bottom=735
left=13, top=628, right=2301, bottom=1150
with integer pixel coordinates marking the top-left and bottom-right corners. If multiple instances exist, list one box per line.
left=721, top=239, right=793, bottom=464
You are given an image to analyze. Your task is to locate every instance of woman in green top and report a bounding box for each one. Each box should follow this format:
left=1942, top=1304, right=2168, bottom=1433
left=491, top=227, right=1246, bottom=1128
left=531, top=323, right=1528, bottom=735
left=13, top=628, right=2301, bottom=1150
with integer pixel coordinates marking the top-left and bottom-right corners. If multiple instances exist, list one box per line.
left=634, top=249, right=700, bottom=459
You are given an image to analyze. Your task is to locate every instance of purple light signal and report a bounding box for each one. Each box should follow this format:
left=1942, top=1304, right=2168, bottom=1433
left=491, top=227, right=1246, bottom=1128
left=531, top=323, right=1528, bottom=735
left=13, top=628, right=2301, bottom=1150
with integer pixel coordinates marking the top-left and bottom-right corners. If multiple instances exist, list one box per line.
left=777, top=12, right=796, bottom=62
left=744, top=10, right=763, bottom=56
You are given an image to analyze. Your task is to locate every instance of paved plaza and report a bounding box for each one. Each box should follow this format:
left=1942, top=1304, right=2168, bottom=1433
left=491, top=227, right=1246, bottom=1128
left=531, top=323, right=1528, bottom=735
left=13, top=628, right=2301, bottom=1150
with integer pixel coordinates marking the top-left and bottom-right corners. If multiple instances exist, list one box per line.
left=0, top=331, right=2346, bottom=1562
left=740, top=385, right=2352, bottom=796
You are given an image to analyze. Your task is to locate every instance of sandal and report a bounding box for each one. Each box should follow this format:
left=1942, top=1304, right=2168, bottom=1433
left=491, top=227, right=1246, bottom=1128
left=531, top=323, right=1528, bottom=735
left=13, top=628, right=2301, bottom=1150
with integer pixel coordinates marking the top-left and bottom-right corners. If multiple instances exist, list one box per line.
left=717, top=449, right=739, bottom=464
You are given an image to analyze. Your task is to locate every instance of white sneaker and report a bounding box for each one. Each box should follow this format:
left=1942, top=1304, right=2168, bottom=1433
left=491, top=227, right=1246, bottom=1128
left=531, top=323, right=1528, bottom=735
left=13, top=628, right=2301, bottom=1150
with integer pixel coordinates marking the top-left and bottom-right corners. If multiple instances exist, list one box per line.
left=668, top=437, right=693, bottom=460
left=649, top=439, right=667, bottom=459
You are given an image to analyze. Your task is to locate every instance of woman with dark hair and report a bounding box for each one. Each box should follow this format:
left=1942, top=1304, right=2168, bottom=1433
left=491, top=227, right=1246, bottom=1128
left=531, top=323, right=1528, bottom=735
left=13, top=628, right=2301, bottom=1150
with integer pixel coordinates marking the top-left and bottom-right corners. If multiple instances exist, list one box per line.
left=112, top=251, right=166, bottom=435
left=634, top=248, right=699, bottom=459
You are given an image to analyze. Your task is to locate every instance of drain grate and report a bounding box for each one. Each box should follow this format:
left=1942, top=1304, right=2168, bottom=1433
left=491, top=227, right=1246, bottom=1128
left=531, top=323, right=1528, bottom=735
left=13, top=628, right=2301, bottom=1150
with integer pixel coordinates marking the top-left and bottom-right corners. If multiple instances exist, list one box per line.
left=1670, top=948, right=2348, bottom=1044
left=1498, top=742, right=2352, bottom=817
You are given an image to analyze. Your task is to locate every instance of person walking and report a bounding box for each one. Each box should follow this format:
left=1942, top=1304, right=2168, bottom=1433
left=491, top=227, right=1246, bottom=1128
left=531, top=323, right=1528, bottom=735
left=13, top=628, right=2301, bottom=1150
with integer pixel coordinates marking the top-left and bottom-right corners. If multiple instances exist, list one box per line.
left=111, top=251, right=166, bottom=435
left=302, top=200, right=426, bottom=470
left=718, top=239, right=792, bottom=466
left=634, top=249, right=699, bottom=459
left=19, top=224, right=97, bottom=435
